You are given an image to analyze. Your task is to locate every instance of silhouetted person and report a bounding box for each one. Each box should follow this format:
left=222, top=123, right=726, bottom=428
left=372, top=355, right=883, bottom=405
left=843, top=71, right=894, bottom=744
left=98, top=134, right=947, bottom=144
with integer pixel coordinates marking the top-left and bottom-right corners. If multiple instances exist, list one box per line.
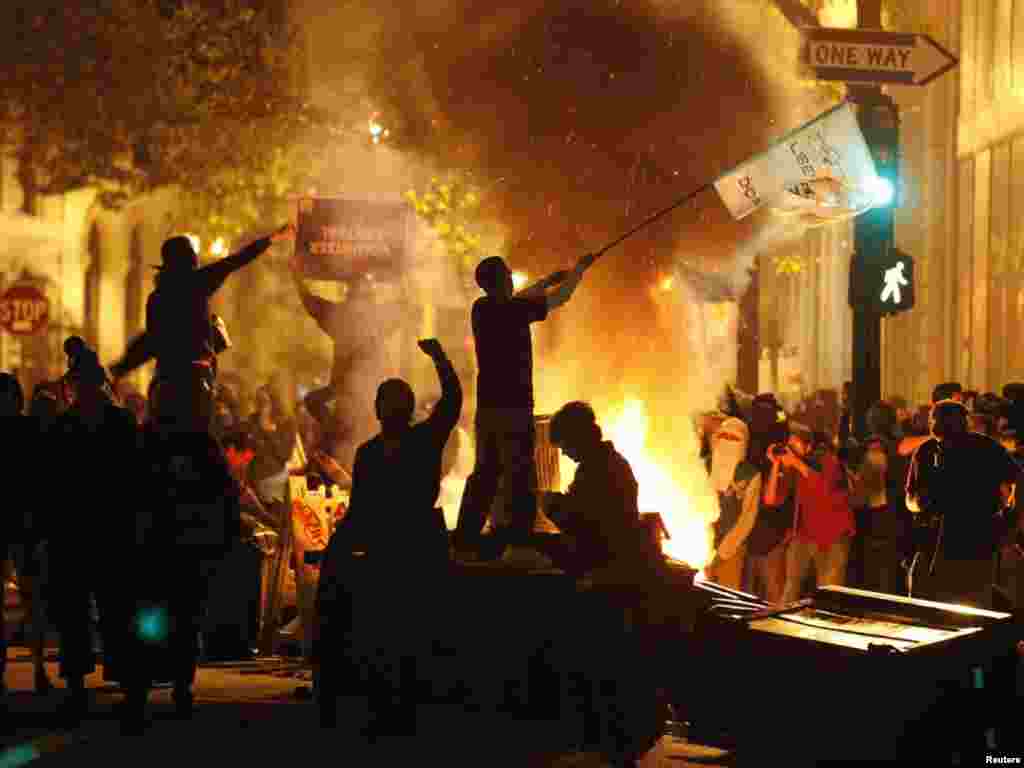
left=453, top=254, right=593, bottom=556
left=111, top=224, right=294, bottom=432
left=539, top=401, right=643, bottom=577
left=46, top=342, right=139, bottom=729
left=109, top=421, right=242, bottom=733
left=906, top=400, right=1018, bottom=608
left=290, top=255, right=411, bottom=469
left=14, top=384, right=62, bottom=695
left=541, top=401, right=660, bottom=768
left=315, top=339, right=461, bottom=738
left=898, top=383, right=965, bottom=459
left=0, top=373, right=27, bottom=718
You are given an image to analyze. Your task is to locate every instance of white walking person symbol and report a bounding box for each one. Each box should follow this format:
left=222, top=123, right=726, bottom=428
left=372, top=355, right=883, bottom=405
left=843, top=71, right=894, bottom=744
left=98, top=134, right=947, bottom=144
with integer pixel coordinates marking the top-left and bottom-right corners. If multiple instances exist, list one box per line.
left=880, top=261, right=908, bottom=305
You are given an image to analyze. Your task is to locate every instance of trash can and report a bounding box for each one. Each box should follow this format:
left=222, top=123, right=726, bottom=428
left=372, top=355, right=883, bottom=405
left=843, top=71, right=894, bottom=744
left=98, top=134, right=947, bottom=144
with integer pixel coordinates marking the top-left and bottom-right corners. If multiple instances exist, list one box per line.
left=485, top=414, right=562, bottom=534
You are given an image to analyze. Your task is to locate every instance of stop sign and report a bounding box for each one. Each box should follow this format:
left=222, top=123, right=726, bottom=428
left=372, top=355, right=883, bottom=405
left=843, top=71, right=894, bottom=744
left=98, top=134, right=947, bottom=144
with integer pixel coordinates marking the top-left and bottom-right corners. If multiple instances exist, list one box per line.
left=0, top=283, right=50, bottom=335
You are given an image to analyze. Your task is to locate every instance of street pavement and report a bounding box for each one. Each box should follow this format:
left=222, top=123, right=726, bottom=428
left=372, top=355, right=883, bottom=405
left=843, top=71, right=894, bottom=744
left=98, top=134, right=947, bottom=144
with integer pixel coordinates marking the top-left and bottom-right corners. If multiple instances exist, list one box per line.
left=2, top=648, right=730, bottom=768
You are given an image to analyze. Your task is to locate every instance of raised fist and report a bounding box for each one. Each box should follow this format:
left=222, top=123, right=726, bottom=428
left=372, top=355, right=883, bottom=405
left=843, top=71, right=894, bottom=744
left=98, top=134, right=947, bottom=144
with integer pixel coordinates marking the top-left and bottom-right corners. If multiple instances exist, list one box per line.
left=418, top=338, right=444, bottom=359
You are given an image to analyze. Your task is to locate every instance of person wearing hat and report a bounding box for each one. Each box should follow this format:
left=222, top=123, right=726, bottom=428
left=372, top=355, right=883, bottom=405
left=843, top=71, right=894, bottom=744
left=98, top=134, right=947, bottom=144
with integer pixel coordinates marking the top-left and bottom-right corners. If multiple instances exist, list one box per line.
left=111, top=223, right=295, bottom=432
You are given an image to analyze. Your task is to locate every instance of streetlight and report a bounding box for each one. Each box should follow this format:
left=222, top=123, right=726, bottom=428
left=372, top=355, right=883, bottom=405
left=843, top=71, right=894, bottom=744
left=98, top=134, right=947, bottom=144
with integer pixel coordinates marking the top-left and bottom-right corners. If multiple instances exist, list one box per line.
left=211, top=237, right=226, bottom=257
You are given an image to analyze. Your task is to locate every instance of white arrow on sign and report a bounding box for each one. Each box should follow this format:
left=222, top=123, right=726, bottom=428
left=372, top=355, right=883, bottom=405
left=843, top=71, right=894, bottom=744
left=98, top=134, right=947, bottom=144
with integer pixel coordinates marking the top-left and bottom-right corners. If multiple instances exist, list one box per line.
left=804, top=27, right=958, bottom=86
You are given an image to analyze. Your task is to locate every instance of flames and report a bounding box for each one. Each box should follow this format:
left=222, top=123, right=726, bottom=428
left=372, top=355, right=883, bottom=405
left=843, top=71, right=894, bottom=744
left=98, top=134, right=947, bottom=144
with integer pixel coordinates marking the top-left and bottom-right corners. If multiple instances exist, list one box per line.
left=441, top=400, right=718, bottom=569
left=561, top=398, right=717, bottom=569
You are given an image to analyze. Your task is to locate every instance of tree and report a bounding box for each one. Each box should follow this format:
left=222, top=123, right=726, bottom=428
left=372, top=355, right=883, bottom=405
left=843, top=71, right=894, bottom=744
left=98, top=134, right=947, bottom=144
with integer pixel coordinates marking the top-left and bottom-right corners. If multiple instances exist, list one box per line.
left=0, top=0, right=346, bottom=212
left=405, top=172, right=501, bottom=292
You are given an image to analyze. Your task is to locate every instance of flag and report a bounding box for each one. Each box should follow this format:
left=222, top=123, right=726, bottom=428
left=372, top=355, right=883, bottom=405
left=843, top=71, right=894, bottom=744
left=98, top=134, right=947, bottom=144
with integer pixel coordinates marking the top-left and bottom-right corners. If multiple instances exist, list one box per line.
left=713, top=102, right=879, bottom=221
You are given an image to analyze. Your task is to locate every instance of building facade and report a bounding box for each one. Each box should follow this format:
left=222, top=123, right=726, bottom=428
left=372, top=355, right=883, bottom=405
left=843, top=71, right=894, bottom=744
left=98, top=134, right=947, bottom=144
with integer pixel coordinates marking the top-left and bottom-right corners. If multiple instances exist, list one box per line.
left=880, top=0, right=1024, bottom=403
left=0, top=145, right=178, bottom=397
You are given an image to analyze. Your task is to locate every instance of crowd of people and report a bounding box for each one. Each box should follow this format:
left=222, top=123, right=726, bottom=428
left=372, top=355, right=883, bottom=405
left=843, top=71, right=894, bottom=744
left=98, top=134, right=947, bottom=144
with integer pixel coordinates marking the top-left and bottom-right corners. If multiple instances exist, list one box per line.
left=4, top=211, right=1022, bottom=764
left=2, top=221, right=664, bottom=763
left=703, top=380, right=1024, bottom=613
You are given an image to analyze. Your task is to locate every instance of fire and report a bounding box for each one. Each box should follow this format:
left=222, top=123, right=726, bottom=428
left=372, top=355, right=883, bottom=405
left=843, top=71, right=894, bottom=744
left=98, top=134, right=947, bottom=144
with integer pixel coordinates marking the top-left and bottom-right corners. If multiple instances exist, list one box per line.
left=562, top=398, right=716, bottom=568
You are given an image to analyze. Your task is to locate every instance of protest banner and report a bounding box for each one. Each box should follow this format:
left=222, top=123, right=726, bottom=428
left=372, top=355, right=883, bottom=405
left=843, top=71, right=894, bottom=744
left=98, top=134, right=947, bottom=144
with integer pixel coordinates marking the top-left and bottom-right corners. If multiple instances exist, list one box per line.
left=295, top=197, right=411, bottom=280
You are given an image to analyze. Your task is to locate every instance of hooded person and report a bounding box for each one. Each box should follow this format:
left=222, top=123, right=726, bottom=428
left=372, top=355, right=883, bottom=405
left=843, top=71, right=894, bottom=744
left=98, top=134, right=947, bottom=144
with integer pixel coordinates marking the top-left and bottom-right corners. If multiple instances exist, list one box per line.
left=705, top=418, right=762, bottom=590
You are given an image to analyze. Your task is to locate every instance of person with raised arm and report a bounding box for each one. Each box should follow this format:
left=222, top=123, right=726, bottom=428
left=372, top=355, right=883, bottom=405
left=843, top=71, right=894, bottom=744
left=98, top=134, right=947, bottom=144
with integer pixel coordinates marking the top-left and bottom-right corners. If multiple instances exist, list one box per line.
left=288, top=254, right=412, bottom=470
left=110, top=223, right=295, bottom=432
left=452, top=252, right=595, bottom=559
left=315, top=339, right=461, bottom=738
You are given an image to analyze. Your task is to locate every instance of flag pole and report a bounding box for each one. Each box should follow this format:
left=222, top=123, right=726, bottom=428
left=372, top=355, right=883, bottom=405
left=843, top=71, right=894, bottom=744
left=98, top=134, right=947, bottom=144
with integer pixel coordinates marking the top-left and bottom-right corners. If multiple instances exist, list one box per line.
left=589, top=182, right=713, bottom=263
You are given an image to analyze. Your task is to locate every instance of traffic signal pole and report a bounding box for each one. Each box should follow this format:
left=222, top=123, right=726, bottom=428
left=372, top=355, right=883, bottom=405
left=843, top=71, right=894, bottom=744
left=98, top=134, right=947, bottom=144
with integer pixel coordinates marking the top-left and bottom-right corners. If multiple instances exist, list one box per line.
left=849, top=0, right=893, bottom=439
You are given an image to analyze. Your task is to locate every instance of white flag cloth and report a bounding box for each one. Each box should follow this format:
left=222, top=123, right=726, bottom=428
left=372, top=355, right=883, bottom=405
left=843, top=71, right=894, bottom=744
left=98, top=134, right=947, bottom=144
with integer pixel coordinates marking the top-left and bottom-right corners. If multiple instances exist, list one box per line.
left=713, top=102, right=879, bottom=221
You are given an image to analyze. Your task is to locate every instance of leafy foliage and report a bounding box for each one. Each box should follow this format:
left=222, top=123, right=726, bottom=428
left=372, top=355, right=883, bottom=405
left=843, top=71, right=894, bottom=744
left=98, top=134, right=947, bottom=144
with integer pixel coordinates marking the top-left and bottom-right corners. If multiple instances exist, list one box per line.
left=773, top=251, right=806, bottom=275
left=0, top=0, right=343, bottom=213
left=405, top=172, right=498, bottom=282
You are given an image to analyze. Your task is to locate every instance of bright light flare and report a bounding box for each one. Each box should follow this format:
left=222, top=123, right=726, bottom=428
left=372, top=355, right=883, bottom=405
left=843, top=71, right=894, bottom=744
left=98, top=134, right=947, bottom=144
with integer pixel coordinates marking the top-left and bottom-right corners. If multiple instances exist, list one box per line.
left=659, top=276, right=674, bottom=292
left=818, top=0, right=857, bottom=28
left=866, top=175, right=895, bottom=207
left=211, top=237, right=226, bottom=256
left=562, top=399, right=715, bottom=568
left=512, top=271, right=529, bottom=291
left=185, top=234, right=200, bottom=254
left=369, top=113, right=390, bottom=145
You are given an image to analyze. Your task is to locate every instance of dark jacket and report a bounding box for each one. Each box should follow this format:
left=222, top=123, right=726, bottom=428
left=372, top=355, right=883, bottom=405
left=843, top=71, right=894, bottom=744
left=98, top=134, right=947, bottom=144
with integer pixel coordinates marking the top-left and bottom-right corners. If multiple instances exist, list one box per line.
left=47, top=402, right=141, bottom=562
left=329, top=354, right=462, bottom=560
left=112, top=237, right=271, bottom=377
left=907, top=433, right=1019, bottom=561
left=138, top=427, right=242, bottom=564
left=546, top=440, right=641, bottom=571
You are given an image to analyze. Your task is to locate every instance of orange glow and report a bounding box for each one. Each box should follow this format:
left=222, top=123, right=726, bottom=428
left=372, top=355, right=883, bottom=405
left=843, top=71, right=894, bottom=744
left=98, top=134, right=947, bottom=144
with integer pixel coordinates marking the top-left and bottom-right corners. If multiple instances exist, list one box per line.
left=562, top=399, right=715, bottom=568
left=512, top=271, right=529, bottom=291
left=818, top=0, right=857, bottom=28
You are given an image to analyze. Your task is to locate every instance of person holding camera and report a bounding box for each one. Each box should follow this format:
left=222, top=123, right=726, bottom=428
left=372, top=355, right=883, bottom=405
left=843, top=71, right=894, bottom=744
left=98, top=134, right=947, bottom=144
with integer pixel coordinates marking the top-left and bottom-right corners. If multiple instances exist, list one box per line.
left=765, top=423, right=854, bottom=604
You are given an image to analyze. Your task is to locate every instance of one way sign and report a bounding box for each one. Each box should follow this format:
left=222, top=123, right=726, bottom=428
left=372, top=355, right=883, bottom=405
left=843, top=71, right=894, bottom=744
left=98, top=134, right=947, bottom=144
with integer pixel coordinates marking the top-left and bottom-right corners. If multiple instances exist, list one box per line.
left=805, top=27, right=958, bottom=86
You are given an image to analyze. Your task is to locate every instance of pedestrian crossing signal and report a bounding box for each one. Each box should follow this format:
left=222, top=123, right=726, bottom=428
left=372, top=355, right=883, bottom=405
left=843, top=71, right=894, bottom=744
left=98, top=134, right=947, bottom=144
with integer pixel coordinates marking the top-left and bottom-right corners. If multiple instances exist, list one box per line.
left=849, top=247, right=914, bottom=315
